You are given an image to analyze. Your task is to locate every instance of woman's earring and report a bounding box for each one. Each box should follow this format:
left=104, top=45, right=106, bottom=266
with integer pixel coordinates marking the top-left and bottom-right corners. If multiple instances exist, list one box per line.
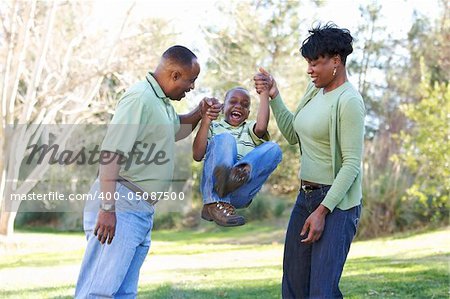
left=333, top=67, right=337, bottom=76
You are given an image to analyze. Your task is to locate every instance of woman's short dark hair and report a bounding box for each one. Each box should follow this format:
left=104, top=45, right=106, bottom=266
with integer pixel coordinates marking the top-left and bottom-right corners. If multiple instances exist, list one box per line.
left=300, top=22, right=353, bottom=64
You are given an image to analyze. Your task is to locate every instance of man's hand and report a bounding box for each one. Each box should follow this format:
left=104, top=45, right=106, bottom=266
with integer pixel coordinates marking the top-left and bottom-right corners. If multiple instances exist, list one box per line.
left=300, top=204, right=330, bottom=244
left=254, top=67, right=279, bottom=99
left=94, top=210, right=116, bottom=245
left=200, top=97, right=222, bottom=121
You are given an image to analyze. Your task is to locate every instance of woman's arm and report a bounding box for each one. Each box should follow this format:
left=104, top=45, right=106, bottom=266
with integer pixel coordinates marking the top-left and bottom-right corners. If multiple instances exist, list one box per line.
left=321, top=95, right=365, bottom=211
left=254, top=68, right=298, bottom=144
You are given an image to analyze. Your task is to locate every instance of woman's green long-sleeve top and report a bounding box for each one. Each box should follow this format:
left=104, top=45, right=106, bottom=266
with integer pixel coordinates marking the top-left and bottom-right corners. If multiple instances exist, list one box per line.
left=269, top=82, right=365, bottom=212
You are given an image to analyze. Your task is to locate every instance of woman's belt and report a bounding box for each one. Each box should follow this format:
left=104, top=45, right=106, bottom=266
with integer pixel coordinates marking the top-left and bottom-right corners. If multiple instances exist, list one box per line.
left=301, top=180, right=331, bottom=192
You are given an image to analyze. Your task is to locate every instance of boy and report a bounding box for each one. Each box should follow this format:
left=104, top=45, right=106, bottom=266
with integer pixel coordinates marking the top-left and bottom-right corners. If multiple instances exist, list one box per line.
left=193, top=84, right=282, bottom=227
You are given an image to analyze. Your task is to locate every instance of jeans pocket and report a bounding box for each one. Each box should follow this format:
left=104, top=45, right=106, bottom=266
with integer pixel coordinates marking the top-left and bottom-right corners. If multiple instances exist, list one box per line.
left=310, top=188, right=328, bottom=211
left=116, top=184, right=140, bottom=211
left=351, top=205, right=362, bottom=233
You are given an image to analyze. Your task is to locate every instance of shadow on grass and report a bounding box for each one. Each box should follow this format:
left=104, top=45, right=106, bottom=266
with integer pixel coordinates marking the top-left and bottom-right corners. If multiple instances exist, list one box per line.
left=152, top=221, right=286, bottom=245
left=15, top=227, right=83, bottom=235
left=0, top=250, right=83, bottom=270
left=0, top=284, right=74, bottom=299
left=0, top=283, right=281, bottom=299
left=139, top=282, right=280, bottom=299
left=342, top=254, right=449, bottom=298
left=1, top=253, right=447, bottom=299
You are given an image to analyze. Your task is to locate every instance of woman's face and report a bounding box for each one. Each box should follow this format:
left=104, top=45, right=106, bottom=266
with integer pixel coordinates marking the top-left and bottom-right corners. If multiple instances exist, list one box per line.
left=305, top=55, right=337, bottom=89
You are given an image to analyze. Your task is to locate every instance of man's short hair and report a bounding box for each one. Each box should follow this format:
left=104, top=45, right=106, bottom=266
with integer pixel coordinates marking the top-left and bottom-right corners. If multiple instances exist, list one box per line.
left=162, top=45, right=197, bottom=67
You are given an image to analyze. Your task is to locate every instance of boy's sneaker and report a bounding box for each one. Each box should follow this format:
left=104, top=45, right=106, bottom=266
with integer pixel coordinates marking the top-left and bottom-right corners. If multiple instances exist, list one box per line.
left=201, top=202, right=245, bottom=227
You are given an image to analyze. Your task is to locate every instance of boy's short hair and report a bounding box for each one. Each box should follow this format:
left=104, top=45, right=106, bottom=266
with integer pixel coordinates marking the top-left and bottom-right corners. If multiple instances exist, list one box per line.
left=224, top=87, right=250, bottom=102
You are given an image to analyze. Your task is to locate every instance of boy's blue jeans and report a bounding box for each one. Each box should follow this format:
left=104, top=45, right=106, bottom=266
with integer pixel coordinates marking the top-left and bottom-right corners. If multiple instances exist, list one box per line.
left=201, top=133, right=282, bottom=208
left=75, top=180, right=154, bottom=298
left=282, top=186, right=361, bottom=299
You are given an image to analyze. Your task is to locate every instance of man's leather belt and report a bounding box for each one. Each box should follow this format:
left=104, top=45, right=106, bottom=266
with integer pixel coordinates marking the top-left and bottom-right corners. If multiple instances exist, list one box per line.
left=301, top=180, right=330, bottom=192
left=117, top=176, right=158, bottom=205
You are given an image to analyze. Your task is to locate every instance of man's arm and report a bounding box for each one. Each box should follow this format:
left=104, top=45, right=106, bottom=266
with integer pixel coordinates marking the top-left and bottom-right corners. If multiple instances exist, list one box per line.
left=94, top=151, right=121, bottom=245
left=176, top=104, right=202, bottom=141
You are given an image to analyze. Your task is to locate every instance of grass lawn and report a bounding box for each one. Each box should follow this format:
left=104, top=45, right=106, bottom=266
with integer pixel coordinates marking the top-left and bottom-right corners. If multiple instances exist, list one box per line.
left=0, top=222, right=448, bottom=298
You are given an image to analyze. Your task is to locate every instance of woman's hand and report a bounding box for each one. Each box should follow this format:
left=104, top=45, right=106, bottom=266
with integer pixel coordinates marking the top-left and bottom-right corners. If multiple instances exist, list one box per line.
left=254, top=67, right=279, bottom=99
left=300, top=204, right=330, bottom=244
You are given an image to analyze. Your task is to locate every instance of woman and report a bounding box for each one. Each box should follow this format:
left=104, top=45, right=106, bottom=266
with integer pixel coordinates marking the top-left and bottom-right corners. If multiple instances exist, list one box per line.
left=254, top=23, right=365, bottom=298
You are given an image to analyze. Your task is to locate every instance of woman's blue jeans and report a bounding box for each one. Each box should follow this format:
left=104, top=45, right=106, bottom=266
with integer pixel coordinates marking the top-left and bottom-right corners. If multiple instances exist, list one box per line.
left=201, top=133, right=282, bottom=208
left=282, top=186, right=361, bottom=299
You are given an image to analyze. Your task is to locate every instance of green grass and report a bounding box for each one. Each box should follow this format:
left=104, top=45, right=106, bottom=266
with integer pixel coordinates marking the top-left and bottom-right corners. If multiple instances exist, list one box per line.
left=0, top=223, right=448, bottom=298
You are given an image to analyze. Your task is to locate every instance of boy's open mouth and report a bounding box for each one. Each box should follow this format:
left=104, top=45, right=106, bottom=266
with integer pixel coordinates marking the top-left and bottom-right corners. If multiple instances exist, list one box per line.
left=230, top=111, right=242, bottom=121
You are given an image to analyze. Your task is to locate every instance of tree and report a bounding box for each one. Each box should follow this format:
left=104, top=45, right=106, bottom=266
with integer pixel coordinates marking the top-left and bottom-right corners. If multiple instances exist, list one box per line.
left=394, top=61, right=449, bottom=225
left=0, top=1, right=178, bottom=236
left=384, top=1, right=449, bottom=228
left=352, top=0, right=449, bottom=236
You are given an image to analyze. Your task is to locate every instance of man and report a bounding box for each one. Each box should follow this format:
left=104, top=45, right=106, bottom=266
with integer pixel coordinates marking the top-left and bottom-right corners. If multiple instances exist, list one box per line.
left=75, top=45, right=221, bottom=298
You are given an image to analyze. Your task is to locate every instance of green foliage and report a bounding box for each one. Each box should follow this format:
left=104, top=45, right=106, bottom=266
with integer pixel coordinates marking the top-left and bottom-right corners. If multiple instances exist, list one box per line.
left=359, top=158, right=410, bottom=238
left=15, top=211, right=83, bottom=231
left=203, top=0, right=307, bottom=99
left=273, top=200, right=286, bottom=218
left=352, top=2, right=449, bottom=237
left=393, top=62, right=450, bottom=226
left=240, top=194, right=273, bottom=221
left=153, top=212, right=184, bottom=230
left=360, top=60, right=449, bottom=238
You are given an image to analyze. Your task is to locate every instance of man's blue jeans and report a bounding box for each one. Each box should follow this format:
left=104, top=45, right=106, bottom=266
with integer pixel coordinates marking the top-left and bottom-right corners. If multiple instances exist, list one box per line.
left=201, top=133, right=282, bottom=208
left=282, top=186, right=361, bottom=299
left=75, top=180, right=154, bottom=299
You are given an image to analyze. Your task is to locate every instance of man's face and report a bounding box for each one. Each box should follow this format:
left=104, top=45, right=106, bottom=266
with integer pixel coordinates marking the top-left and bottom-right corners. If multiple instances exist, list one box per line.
left=223, top=89, right=251, bottom=126
left=168, top=59, right=200, bottom=101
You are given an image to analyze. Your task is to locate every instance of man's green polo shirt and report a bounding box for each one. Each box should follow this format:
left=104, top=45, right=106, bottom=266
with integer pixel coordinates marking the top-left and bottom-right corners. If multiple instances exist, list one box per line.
left=101, top=73, right=180, bottom=193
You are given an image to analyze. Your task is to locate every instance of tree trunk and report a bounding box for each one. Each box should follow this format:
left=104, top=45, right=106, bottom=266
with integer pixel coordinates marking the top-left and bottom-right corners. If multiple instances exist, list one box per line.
left=0, top=210, right=15, bottom=236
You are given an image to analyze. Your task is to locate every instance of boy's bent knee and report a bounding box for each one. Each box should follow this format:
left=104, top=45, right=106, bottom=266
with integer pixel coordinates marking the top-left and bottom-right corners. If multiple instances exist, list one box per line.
left=214, top=132, right=234, bottom=141
left=210, top=133, right=236, bottom=146
left=263, top=141, right=282, bottom=155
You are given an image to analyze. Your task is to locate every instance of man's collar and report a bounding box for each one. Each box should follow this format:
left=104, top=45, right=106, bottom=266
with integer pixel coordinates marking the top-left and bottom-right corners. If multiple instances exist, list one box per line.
left=146, top=72, right=171, bottom=104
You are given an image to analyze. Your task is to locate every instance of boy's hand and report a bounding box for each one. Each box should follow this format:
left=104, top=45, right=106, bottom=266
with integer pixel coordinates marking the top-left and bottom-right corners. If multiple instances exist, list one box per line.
left=200, top=97, right=222, bottom=121
left=254, top=67, right=279, bottom=99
